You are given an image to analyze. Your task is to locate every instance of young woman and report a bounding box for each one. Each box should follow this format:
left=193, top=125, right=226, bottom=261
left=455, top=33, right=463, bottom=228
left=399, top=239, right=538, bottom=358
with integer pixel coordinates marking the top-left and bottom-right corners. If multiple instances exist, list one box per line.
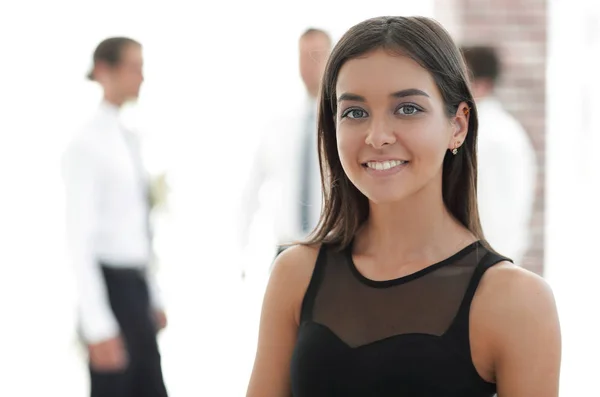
left=246, top=16, right=560, bottom=397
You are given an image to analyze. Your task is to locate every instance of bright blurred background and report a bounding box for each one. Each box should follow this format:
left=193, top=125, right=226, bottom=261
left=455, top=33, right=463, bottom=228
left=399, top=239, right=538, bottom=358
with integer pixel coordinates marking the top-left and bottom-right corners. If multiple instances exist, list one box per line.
left=0, top=0, right=598, bottom=395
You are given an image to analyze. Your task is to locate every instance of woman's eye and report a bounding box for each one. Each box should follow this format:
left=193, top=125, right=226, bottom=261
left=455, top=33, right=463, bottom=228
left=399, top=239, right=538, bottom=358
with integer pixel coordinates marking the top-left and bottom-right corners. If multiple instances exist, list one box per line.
left=397, top=105, right=421, bottom=115
left=344, top=109, right=368, bottom=119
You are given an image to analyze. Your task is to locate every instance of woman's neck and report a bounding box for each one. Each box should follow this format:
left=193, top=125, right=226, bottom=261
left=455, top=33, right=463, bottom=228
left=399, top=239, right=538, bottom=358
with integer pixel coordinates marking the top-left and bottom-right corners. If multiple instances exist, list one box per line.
left=355, top=178, right=475, bottom=266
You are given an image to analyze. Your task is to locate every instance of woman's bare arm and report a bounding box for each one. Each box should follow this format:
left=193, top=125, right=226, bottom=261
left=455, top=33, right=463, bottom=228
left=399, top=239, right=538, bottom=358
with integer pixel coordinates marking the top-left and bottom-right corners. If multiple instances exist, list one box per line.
left=246, top=245, right=319, bottom=397
left=478, top=263, right=561, bottom=396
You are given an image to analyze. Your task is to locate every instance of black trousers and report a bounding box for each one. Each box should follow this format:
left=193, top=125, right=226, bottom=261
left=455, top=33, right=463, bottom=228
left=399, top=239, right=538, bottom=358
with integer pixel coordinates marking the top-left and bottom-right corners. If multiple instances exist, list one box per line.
left=89, top=265, right=168, bottom=397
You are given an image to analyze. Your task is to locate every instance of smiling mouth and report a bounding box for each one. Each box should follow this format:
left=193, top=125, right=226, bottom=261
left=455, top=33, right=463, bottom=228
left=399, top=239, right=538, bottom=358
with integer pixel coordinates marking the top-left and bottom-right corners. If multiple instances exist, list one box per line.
left=362, top=160, right=409, bottom=171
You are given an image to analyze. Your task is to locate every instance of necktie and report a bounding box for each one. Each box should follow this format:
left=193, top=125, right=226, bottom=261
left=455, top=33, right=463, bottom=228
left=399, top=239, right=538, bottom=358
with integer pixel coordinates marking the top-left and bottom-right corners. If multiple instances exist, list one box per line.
left=300, top=107, right=316, bottom=234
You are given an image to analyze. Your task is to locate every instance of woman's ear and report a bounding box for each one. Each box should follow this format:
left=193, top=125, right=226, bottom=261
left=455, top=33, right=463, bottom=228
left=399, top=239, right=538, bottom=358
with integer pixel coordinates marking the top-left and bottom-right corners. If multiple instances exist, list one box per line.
left=448, top=102, right=470, bottom=151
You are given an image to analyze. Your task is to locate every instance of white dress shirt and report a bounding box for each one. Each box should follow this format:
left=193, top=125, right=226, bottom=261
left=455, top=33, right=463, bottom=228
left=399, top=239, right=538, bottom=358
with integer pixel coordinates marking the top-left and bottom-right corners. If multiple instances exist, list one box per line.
left=61, top=100, right=163, bottom=344
left=476, top=97, right=537, bottom=264
left=239, top=96, right=322, bottom=249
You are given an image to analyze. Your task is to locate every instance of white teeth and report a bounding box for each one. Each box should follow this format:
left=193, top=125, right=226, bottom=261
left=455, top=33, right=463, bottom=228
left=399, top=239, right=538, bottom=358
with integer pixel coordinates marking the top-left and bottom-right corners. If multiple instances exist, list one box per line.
left=366, top=160, right=406, bottom=170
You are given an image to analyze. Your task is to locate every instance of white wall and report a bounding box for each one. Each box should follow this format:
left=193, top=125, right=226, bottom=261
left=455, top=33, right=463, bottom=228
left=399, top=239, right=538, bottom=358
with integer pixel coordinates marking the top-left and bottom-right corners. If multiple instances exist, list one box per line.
left=545, top=0, right=600, bottom=394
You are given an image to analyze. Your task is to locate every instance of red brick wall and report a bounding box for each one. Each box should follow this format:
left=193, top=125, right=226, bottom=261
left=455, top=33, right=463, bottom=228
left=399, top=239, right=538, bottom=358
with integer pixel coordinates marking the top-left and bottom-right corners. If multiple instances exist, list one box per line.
left=435, top=0, right=547, bottom=275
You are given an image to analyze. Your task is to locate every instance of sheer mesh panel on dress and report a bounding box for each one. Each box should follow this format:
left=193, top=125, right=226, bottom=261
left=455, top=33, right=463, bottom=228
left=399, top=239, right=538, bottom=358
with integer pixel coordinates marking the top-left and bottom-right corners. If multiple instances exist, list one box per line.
left=310, top=242, right=485, bottom=348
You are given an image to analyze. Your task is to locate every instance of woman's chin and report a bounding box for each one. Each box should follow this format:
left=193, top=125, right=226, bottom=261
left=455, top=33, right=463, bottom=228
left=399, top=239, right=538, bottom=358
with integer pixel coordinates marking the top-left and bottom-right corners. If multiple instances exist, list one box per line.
left=362, top=189, right=411, bottom=206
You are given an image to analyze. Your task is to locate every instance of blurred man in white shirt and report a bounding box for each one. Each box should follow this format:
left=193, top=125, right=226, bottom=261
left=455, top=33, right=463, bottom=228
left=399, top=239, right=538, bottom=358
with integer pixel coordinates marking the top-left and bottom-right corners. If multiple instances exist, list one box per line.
left=239, top=28, right=332, bottom=270
left=62, top=37, right=168, bottom=397
left=461, top=45, right=538, bottom=264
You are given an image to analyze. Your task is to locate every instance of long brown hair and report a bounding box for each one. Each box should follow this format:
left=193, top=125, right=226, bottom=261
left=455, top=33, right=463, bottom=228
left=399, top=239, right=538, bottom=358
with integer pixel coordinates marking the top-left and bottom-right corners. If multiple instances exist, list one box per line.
left=304, top=16, right=485, bottom=250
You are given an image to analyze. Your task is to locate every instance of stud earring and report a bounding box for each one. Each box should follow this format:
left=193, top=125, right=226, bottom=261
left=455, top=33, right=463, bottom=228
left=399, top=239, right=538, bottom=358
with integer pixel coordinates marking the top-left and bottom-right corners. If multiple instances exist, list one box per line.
left=452, top=142, right=461, bottom=155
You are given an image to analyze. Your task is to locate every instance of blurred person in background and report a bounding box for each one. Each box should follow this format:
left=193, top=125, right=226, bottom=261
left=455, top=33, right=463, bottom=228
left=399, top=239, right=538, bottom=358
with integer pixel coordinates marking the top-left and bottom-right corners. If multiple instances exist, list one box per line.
left=461, top=45, right=537, bottom=265
left=238, top=28, right=333, bottom=275
left=61, top=37, right=169, bottom=397
left=246, top=16, right=560, bottom=396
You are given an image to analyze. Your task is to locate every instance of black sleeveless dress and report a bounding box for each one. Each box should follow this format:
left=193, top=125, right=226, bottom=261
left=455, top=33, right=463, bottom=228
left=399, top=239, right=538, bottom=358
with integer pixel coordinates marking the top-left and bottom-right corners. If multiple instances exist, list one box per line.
left=290, top=240, right=508, bottom=396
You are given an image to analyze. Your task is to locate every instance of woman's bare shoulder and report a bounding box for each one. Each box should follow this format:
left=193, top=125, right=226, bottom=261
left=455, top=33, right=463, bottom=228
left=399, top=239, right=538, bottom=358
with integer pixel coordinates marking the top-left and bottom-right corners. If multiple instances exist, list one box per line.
left=267, top=244, right=323, bottom=325
left=474, top=260, right=558, bottom=345
left=472, top=263, right=560, bottom=393
left=477, top=261, right=554, bottom=305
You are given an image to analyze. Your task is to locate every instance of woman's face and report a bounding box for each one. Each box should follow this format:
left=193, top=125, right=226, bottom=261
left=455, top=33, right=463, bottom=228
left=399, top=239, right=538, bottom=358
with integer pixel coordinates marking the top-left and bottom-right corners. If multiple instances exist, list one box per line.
left=335, top=49, right=468, bottom=204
